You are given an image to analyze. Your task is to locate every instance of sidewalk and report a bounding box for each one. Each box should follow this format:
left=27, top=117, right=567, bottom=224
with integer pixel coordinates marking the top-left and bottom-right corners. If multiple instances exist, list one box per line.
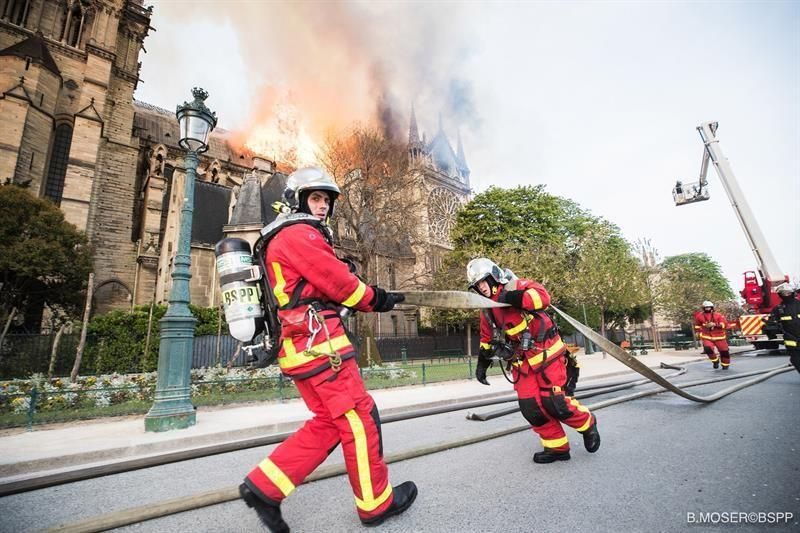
left=0, top=348, right=715, bottom=479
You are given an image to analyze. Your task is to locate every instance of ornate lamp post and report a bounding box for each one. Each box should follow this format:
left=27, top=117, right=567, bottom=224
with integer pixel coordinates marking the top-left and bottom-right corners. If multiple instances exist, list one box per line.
left=145, top=88, right=217, bottom=432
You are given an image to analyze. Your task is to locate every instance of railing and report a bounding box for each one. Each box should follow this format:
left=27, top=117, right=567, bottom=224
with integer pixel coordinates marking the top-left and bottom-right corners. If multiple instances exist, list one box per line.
left=0, top=358, right=503, bottom=430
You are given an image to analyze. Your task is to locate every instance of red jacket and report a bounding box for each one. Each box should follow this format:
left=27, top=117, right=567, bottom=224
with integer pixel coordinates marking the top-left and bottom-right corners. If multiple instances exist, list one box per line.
left=693, top=310, right=728, bottom=341
left=479, top=279, right=566, bottom=373
left=261, top=220, right=378, bottom=378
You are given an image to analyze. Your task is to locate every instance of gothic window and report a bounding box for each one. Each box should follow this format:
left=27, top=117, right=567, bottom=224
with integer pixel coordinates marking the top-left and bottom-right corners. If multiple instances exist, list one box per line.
left=61, top=0, right=88, bottom=48
left=43, top=123, right=73, bottom=205
left=1, top=0, right=30, bottom=27
left=427, top=187, right=460, bottom=245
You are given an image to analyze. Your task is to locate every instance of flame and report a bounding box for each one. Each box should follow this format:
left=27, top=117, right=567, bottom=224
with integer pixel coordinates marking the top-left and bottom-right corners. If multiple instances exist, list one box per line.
left=239, top=88, right=321, bottom=169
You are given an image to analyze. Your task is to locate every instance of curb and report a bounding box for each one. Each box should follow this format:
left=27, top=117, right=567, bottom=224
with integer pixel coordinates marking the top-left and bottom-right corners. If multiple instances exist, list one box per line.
left=0, top=355, right=713, bottom=478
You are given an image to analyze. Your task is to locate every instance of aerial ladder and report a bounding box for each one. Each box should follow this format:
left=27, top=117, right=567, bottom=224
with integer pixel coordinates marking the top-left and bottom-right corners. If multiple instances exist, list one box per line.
left=673, top=122, right=788, bottom=349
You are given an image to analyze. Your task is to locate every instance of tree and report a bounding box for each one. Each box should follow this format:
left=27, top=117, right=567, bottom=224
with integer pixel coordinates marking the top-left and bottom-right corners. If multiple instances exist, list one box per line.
left=0, top=184, right=92, bottom=332
left=319, top=126, right=425, bottom=288
left=566, top=226, right=649, bottom=339
left=655, top=252, right=734, bottom=327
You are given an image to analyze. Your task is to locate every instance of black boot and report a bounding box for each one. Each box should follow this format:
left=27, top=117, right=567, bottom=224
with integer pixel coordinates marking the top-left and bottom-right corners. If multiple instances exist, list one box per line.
left=533, top=449, right=571, bottom=463
left=360, top=481, right=418, bottom=527
left=582, top=418, right=601, bottom=453
left=239, top=482, right=290, bottom=533
left=712, top=360, right=719, bottom=369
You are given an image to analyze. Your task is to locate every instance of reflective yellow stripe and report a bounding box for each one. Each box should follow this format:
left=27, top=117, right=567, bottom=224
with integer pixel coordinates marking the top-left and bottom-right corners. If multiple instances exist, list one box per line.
left=342, top=281, right=367, bottom=307
left=480, top=342, right=492, bottom=350
left=527, top=339, right=565, bottom=367
left=280, top=334, right=352, bottom=369
left=780, top=316, right=792, bottom=321
left=700, top=334, right=726, bottom=340
left=720, top=362, right=730, bottom=367
left=709, top=357, right=719, bottom=362
left=345, top=410, right=393, bottom=512
left=258, top=458, right=295, bottom=497
left=570, top=398, right=590, bottom=414
left=576, top=416, right=593, bottom=432
left=270, top=262, right=290, bottom=307
left=541, top=436, right=569, bottom=448
left=505, top=317, right=528, bottom=336
left=527, top=288, right=543, bottom=310
left=785, top=340, right=797, bottom=347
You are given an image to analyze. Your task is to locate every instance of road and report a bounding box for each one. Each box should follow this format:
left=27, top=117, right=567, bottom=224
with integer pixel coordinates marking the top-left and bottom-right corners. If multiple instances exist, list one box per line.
left=0, top=355, right=797, bottom=533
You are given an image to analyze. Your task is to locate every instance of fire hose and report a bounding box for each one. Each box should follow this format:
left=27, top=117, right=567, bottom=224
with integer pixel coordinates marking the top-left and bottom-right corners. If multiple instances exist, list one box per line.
left=44, top=361, right=792, bottom=533
left=549, top=305, right=792, bottom=403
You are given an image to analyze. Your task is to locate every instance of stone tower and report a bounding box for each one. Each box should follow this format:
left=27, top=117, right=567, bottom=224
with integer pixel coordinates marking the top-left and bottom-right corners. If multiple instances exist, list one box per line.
left=0, top=0, right=152, bottom=312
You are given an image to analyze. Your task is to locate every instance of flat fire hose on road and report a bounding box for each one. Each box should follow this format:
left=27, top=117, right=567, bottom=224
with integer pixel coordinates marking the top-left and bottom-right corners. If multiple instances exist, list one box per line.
left=550, top=305, right=791, bottom=402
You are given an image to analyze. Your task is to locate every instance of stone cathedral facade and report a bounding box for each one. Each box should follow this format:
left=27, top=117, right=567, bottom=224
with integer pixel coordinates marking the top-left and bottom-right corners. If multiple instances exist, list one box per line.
left=0, top=0, right=472, bottom=336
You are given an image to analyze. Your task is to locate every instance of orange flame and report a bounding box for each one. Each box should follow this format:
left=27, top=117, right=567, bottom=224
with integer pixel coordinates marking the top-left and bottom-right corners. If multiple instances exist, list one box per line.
left=233, top=87, right=331, bottom=170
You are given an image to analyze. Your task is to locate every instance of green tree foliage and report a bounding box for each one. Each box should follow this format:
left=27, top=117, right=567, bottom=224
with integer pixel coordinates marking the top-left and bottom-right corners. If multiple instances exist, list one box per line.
left=432, top=185, right=648, bottom=334
left=83, top=305, right=225, bottom=374
left=656, top=253, right=735, bottom=327
left=0, top=184, right=92, bottom=325
left=566, top=226, right=649, bottom=335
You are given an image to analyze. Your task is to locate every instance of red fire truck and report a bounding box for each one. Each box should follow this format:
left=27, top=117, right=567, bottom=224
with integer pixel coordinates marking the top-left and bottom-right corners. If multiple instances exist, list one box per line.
left=673, top=122, right=788, bottom=349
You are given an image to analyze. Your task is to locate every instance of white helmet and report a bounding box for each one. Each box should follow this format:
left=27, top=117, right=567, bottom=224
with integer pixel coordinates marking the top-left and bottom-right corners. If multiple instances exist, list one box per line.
left=466, top=258, right=509, bottom=290
left=283, top=167, right=340, bottom=216
left=702, top=300, right=714, bottom=309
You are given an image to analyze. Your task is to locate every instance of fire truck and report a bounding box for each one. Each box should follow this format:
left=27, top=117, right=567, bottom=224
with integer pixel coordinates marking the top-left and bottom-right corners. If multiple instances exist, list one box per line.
left=673, top=122, right=788, bottom=349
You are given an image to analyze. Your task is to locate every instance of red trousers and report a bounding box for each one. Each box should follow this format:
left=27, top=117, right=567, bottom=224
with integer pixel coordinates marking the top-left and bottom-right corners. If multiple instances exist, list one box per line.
left=702, top=339, right=730, bottom=367
left=513, top=357, right=594, bottom=452
left=246, top=359, right=393, bottom=520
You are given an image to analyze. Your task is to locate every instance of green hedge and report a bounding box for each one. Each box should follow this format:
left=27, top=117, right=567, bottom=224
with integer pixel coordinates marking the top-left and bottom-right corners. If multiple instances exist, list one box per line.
left=83, top=305, right=226, bottom=374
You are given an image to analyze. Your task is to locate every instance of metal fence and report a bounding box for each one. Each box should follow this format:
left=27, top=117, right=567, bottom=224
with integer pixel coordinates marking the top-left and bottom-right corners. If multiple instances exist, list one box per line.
left=0, top=333, right=480, bottom=379
left=0, top=359, right=504, bottom=429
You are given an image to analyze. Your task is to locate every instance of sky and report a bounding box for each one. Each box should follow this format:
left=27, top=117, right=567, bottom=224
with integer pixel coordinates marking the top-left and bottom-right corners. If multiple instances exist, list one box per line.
left=134, top=0, right=799, bottom=296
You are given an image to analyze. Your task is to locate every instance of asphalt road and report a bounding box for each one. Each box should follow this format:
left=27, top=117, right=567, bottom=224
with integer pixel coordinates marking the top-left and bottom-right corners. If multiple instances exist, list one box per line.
left=1, top=355, right=797, bottom=533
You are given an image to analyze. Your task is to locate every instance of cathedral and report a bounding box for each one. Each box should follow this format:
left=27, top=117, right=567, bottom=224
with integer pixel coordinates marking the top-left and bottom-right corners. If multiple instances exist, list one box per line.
left=0, top=0, right=471, bottom=336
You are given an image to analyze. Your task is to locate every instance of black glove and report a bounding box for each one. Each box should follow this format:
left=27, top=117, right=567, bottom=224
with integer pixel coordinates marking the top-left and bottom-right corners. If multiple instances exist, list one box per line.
left=371, top=286, right=405, bottom=312
left=497, top=289, right=525, bottom=308
left=476, top=347, right=494, bottom=385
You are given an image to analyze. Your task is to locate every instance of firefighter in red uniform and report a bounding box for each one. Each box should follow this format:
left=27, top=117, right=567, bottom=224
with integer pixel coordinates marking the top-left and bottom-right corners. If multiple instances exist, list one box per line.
left=239, top=168, right=417, bottom=532
left=693, top=301, right=730, bottom=369
left=467, top=258, right=600, bottom=464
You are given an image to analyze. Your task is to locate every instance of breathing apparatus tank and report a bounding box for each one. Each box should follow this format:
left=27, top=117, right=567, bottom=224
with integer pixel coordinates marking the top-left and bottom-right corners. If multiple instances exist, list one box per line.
left=214, top=238, right=265, bottom=343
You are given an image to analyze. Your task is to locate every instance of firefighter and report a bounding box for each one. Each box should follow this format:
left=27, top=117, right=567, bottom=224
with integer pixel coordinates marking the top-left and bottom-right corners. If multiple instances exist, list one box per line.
left=467, top=258, right=600, bottom=464
left=768, top=283, right=800, bottom=373
left=693, top=301, right=730, bottom=369
left=239, top=167, right=417, bottom=532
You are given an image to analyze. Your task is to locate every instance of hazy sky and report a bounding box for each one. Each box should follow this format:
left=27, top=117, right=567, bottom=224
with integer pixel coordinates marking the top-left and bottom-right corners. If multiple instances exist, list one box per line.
left=135, top=0, right=799, bottom=296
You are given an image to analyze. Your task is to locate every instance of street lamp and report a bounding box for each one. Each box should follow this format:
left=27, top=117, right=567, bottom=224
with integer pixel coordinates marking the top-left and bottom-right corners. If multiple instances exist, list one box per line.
left=145, top=88, right=217, bottom=432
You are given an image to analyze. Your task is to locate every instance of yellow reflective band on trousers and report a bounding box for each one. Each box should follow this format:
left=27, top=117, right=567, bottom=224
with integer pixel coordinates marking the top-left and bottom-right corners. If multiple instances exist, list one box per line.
left=541, top=436, right=569, bottom=448
left=342, top=281, right=368, bottom=308
left=258, top=458, right=295, bottom=497
left=576, top=416, right=593, bottom=432
left=527, top=288, right=543, bottom=310
left=721, top=362, right=730, bottom=367
left=570, top=398, right=590, bottom=414
left=785, top=340, right=797, bottom=347
left=780, top=316, right=792, bottom=321
left=527, top=339, right=566, bottom=367
left=270, top=262, right=290, bottom=307
left=344, top=410, right=392, bottom=512
left=280, top=334, right=352, bottom=369
left=700, top=334, right=726, bottom=340
left=480, top=342, right=492, bottom=350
